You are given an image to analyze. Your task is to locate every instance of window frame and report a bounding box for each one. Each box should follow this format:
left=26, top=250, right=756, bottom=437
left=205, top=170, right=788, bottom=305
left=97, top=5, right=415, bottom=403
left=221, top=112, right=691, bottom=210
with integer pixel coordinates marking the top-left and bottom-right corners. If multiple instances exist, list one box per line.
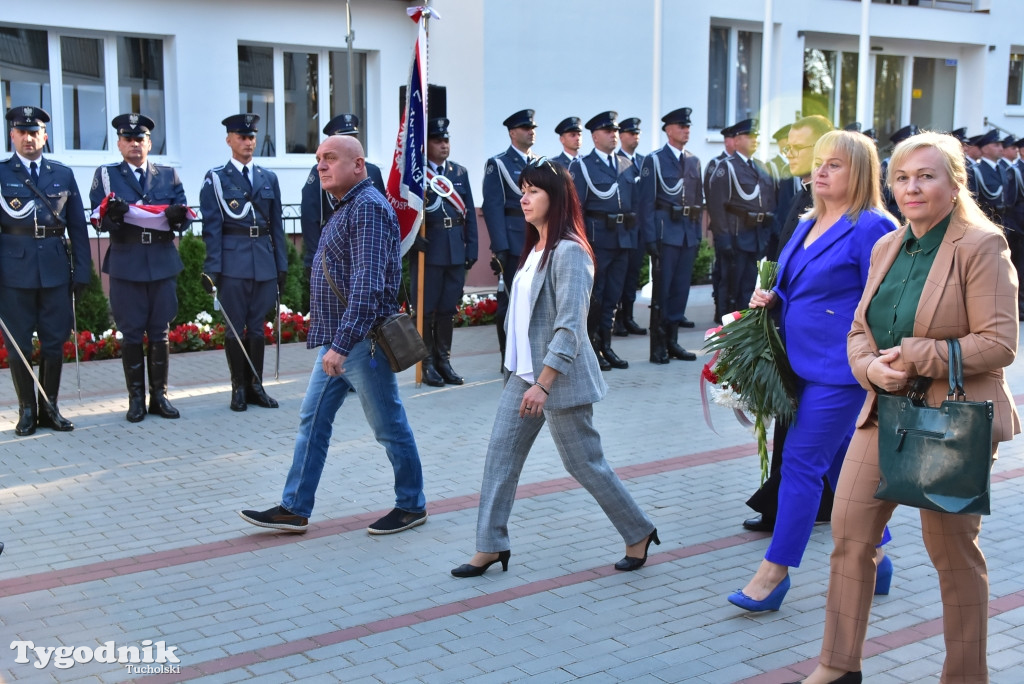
left=707, top=23, right=763, bottom=133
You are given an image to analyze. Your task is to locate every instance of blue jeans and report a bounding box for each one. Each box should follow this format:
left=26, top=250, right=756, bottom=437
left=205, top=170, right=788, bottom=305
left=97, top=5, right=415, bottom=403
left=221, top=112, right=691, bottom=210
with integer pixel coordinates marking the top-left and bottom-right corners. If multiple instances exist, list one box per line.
left=280, top=341, right=426, bottom=517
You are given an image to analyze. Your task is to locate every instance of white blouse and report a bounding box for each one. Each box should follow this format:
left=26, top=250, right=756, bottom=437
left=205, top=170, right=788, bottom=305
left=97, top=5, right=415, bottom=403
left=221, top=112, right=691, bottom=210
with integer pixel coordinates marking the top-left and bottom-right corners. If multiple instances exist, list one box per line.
left=503, top=247, right=545, bottom=382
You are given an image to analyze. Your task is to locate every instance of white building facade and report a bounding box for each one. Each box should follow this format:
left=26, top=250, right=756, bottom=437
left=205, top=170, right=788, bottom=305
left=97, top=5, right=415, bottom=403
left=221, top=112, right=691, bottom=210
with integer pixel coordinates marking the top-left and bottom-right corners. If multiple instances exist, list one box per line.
left=2, top=0, right=1022, bottom=219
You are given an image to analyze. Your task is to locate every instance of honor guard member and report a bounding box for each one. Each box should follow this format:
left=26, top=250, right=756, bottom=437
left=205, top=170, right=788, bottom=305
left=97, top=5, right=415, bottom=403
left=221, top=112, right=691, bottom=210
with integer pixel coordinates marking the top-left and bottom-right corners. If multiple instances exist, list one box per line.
left=950, top=127, right=978, bottom=195
left=705, top=124, right=737, bottom=322
left=637, top=107, right=702, bottom=362
left=482, top=108, right=535, bottom=362
left=1012, top=137, right=1024, bottom=316
left=971, top=129, right=1010, bottom=226
left=411, top=117, right=478, bottom=387
left=879, top=124, right=919, bottom=222
left=1000, top=134, right=1019, bottom=170
left=767, top=123, right=796, bottom=260
left=90, top=113, right=192, bottom=423
left=767, top=124, right=792, bottom=183
left=1, top=106, right=90, bottom=435
left=613, top=117, right=648, bottom=337
left=706, top=118, right=776, bottom=317
left=569, top=110, right=638, bottom=371
left=551, top=116, right=583, bottom=169
left=200, top=114, right=288, bottom=412
left=300, top=113, right=386, bottom=274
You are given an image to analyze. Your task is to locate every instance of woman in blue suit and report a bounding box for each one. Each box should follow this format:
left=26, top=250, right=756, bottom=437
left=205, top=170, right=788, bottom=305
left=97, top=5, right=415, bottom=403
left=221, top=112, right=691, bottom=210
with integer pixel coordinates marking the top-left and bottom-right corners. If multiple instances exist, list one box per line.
left=728, top=131, right=898, bottom=611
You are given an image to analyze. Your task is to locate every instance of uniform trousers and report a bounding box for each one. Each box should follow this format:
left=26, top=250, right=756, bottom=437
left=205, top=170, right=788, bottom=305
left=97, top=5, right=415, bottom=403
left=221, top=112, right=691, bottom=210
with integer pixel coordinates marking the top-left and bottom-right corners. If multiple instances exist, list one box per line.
left=618, top=244, right=644, bottom=310
left=820, top=418, right=990, bottom=683
left=410, top=261, right=465, bottom=316
left=108, top=276, right=177, bottom=344
left=658, top=243, right=698, bottom=324
left=590, top=247, right=628, bottom=331
left=765, top=380, right=863, bottom=567
left=717, top=243, right=758, bottom=315
left=0, top=285, right=71, bottom=359
left=218, top=276, right=277, bottom=339
left=280, top=342, right=426, bottom=517
left=475, top=374, right=654, bottom=552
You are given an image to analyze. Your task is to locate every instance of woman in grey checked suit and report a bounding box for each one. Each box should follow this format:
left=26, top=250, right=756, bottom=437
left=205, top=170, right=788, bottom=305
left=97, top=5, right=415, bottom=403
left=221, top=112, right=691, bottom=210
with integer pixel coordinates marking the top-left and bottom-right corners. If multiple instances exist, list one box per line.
left=452, top=159, right=658, bottom=578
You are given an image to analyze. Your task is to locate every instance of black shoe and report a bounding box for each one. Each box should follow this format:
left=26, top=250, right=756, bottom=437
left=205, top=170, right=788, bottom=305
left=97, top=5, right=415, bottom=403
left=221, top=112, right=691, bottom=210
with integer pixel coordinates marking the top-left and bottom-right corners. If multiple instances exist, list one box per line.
left=612, top=319, right=629, bottom=337
left=599, top=329, right=629, bottom=369
left=147, top=341, right=181, bottom=418
left=592, top=335, right=612, bottom=371
left=122, top=343, right=147, bottom=423
left=367, top=508, right=427, bottom=535
left=15, top=407, right=36, bottom=436
left=615, top=529, right=660, bottom=571
left=680, top=317, right=695, bottom=329
left=36, top=359, right=73, bottom=431
left=743, top=514, right=775, bottom=532
left=10, top=359, right=36, bottom=435
left=243, top=338, right=278, bottom=409
left=37, top=402, right=73, bottom=431
left=225, top=342, right=248, bottom=412
left=624, top=318, right=647, bottom=335
left=420, top=359, right=445, bottom=387
left=433, top=316, right=465, bottom=384
left=664, top=322, right=697, bottom=361
left=451, top=550, right=511, bottom=578
left=238, top=505, right=308, bottom=533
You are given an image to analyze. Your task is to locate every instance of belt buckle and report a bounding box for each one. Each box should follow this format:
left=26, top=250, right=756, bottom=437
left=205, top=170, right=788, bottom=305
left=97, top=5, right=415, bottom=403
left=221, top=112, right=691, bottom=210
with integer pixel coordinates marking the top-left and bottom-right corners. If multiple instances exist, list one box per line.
left=682, top=206, right=691, bottom=217
left=141, top=230, right=152, bottom=245
left=34, top=224, right=45, bottom=239
left=443, top=217, right=453, bottom=229
left=614, top=213, right=624, bottom=224
left=756, top=212, right=765, bottom=223
left=249, top=225, right=260, bottom=238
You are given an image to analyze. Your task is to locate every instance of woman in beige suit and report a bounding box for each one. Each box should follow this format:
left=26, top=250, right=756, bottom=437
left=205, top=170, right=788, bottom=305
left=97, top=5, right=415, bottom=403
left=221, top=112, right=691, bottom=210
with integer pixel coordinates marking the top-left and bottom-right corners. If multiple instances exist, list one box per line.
left=799, top=132, right=1020, bottom=684
left=451, top=158, right=658, bottom=578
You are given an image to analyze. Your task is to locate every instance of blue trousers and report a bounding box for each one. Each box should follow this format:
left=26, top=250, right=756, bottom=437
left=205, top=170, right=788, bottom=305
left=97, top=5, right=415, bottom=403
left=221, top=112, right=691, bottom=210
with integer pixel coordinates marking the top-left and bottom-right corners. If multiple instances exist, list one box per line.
left=280, top=342, right=426, bottom=517
left=0, top=284, right=71, bottom=359
left=109, top=276, right=178, bottom=344
left=659, top=243, right=698, bottom=324
left=765, top=380, right=865, bottom=568
left=591, top=247, right=628, bottom=331
left=218, top=276, right=277, bottom=339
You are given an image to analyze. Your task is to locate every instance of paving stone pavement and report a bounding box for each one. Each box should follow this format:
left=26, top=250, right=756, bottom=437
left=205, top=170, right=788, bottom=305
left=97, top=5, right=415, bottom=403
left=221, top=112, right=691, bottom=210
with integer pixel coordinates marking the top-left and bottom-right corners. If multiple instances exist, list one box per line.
left=1, top=284, right=1023, bottom=683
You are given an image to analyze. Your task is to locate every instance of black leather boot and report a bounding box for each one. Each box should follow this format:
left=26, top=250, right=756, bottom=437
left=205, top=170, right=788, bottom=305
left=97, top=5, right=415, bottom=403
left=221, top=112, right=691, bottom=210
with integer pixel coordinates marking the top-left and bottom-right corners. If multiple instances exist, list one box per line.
left=591, top=332, right=612, bottom=371
left=36, top=358, right=73, bottom=431
left=147, top=341, right=180, bottom=418
left=420, top=315, right=445, bottom=387
left=121, top=343, right=147, bottom=422
left=434, top=314, right=464, bottom=385
left=612, top=309, right=629, bottom=337
left=665, top=322, right=697, bottom=361
left=225, top=339, right=248, bottom=411
left=600, top=329, right=629, bottom=369
left=244, top=337, right=279, bottom=408
left=622, top=303, right=647, bottom=335
left=10, top=358, right=37, bottom=436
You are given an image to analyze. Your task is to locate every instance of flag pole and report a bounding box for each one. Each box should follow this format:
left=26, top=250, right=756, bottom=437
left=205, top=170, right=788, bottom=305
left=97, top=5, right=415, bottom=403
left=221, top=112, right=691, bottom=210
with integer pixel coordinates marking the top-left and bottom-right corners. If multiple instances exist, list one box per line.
left=415, top=6, right=430, bottom=387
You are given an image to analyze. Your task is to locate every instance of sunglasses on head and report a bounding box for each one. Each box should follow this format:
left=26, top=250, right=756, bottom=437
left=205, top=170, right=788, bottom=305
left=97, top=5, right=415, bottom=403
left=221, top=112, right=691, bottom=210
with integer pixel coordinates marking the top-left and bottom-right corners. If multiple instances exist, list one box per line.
left=528, top=156, right=558, bottom=174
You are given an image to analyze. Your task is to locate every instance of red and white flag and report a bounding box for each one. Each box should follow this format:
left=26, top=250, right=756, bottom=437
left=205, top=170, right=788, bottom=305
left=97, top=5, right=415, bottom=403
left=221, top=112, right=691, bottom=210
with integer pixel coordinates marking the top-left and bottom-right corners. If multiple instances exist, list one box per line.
left=90, top=193, right=197, bottom=232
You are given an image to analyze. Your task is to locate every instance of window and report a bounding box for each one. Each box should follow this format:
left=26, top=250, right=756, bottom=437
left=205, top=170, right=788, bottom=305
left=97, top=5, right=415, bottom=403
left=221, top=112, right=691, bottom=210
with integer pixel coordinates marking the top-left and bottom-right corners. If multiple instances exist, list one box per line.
left=803, top=49, right=859, bottom=128
left=238, top=44, right=368, bottom=158
left=873, top=55, right=905, bottom=144
left=707, top=26, right=762, bottom=130
left=1009, top=51, right=1023, bottom=106
left=1, top=25, right=168, bottom=156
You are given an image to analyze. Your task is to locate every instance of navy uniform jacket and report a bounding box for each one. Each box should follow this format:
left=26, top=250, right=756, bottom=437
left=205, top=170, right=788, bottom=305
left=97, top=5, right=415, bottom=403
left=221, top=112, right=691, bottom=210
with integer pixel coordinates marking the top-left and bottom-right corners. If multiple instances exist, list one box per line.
left=1011, top=159, right=1024, bottom=234
left=570, top=150, right=640, bottom=251
left=550, top=152, right=577, bottom=169
left=200, top=162, right=287, bottom=280
left=767, top=154, right=791, bottom=184
left=706, top=153, right=777, bottom=254
left=423, top=160, right=478, bottom=266
left=300, top=161, right=385, bottom=269
left=481, top=146, right=528, bottom=257
left=0, top=155, right=90, bottom=288
left=972, top=160, right=1008, bottom=226
left=89, top=161, right=188, bottom=281
left=638, top=144, right=703, bottom=248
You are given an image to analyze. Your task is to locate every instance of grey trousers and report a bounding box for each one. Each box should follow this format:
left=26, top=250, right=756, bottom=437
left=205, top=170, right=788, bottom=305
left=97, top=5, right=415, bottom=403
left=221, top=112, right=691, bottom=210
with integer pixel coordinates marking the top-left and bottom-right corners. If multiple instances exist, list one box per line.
left=475, top=375, right=655, bottom=552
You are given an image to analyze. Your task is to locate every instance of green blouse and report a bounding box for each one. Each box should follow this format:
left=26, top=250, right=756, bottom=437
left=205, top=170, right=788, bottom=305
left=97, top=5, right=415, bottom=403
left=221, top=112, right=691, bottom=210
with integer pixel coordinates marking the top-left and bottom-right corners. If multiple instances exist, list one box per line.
left=866, top=212, right=952, bottom=349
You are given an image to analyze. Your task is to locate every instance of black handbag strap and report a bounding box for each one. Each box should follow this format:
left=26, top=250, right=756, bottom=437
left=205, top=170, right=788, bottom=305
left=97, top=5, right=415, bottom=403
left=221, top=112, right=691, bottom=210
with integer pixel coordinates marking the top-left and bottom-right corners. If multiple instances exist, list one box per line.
left=947, top=339, right=966, bottom=400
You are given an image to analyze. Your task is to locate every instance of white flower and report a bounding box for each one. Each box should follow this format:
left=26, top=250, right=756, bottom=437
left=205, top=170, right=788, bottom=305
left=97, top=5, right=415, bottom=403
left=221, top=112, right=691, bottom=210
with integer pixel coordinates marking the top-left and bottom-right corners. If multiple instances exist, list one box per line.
left=195, top=311, right=213, bottom=325
left=101, top=328, right=115, bottom=340
left=278, top=303, right=292, bottom=314
left=114, top=330, right=123, bottom=340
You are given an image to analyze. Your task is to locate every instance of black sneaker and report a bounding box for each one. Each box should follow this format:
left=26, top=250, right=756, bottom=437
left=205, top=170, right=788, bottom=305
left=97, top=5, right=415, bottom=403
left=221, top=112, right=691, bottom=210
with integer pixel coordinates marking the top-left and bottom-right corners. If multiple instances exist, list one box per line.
left=367, top=508, right=427, bottom=535
left=238, top=505, right=308, bottom=533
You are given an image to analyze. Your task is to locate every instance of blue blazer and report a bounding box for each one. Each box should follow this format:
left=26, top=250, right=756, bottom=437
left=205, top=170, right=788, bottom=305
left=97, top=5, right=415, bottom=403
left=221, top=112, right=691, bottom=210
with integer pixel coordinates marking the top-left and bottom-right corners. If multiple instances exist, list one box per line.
left=776, top=208, right=896, bottom=385
left=481, top=146, right=528, bottom=256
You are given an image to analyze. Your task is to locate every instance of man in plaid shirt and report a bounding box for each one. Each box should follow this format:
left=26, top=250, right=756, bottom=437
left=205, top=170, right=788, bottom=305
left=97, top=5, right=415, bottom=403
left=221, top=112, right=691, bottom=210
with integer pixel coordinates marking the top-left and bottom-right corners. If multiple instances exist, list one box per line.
left=239, top=135, right=428, bottom=535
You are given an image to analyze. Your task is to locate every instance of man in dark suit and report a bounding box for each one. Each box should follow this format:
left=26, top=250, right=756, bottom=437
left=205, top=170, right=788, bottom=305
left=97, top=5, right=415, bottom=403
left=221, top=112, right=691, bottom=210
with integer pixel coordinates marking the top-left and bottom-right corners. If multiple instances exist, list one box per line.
left=200, top=114, right=288, bottom=412
left=613, top=117, right=648, bottom=337
left=482, top=109, right=536, bottom=362
left=570, top=111, right=638, bottom=371
left=300, top=114, right=386, bottom=274
left=743, top=114, right=835, bottom=532
left=637, top=107, right=702, bottom=362
left=90, top=113, right=192, bottom=423
left=551, top=117, right=582, bottom=169
left=410, top=117, right=478, bottom=387
left=706, top=118, right=776, bottom=316
left=0, top=106, right=91, bottom=436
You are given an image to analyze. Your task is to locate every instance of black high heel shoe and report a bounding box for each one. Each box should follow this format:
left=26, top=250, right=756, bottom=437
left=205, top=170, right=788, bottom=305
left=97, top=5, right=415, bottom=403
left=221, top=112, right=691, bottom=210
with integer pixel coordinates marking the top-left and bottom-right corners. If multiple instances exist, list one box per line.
left=451, top=550, right=511, bottom=578
left=784, top=671, right=861, bottom=684
left=614, top=529, right=660, bottom=571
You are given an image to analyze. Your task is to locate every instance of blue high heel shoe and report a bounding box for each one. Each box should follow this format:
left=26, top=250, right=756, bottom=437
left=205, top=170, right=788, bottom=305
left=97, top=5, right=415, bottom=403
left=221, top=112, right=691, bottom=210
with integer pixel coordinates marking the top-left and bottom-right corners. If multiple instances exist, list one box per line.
left=875, top=554, right=893, bottom=595
left=728, top=575, right=791, bottom=612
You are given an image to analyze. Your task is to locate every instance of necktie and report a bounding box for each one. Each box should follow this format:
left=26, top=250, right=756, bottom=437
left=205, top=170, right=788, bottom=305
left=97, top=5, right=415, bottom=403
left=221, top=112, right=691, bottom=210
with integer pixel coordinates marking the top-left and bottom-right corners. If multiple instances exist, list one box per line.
left=608, top=155, right=616, bottom=173
left=29, top=161, right=39, bottom=186
left=242, top=166, right=253, bottom=194
left=136, top=167, right=145, bottom=188
left=632, top=156, right=639, bottom=172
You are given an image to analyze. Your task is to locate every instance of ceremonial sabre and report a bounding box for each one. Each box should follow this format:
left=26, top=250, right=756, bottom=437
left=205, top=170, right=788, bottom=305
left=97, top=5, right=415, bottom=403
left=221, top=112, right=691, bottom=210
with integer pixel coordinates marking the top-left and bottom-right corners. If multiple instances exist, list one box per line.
left=202, top=274, right=260, bottom=380
left=0, top=311, right=55, bottom=411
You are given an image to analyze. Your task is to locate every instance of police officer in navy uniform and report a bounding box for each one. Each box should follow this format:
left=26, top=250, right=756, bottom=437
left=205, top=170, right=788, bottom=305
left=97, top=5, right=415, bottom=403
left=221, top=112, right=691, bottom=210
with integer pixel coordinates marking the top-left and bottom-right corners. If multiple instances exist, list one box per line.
left=0, top=107, right=91, bottom=435
left=90, top=114, right=191, bottom=423
left=971, top=129, right=1010, bottom=225
left=767, top=124, right=792, bottom=183
left=613, top=117, right=648, bottom=338
left=300, top=113, right=386, bottom=274
left=200, top=114, right=288, bottom=412
left=570, top=110, right=637, bottom=371
left=704, top=124, right=737, bottom=323
left=410, top=117, right=478, bottom=387
left=637, top=107, right=702, bottom=363
left=482, top=109, right=535, bottom=362
left=706, top=118, right=776, bottom=317
left=880, top=124, right=920, bottom=222
left=551, top=116, right=582, bottom=169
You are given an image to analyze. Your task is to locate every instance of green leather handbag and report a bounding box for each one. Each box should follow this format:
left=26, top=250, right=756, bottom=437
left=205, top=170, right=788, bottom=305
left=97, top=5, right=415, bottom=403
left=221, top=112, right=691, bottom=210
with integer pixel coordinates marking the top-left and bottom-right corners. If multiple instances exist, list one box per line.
left=875, top=339, right=994, bottom=515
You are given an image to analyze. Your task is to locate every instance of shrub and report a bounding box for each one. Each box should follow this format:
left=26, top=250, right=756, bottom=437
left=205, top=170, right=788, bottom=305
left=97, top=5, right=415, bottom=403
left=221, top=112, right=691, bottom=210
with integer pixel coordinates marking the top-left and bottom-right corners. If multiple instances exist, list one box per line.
left=693, top=238, right=714, bottom=284
left=74, top=263, right=111, bottom=334
left=175, top=230, right=216, bottom=325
